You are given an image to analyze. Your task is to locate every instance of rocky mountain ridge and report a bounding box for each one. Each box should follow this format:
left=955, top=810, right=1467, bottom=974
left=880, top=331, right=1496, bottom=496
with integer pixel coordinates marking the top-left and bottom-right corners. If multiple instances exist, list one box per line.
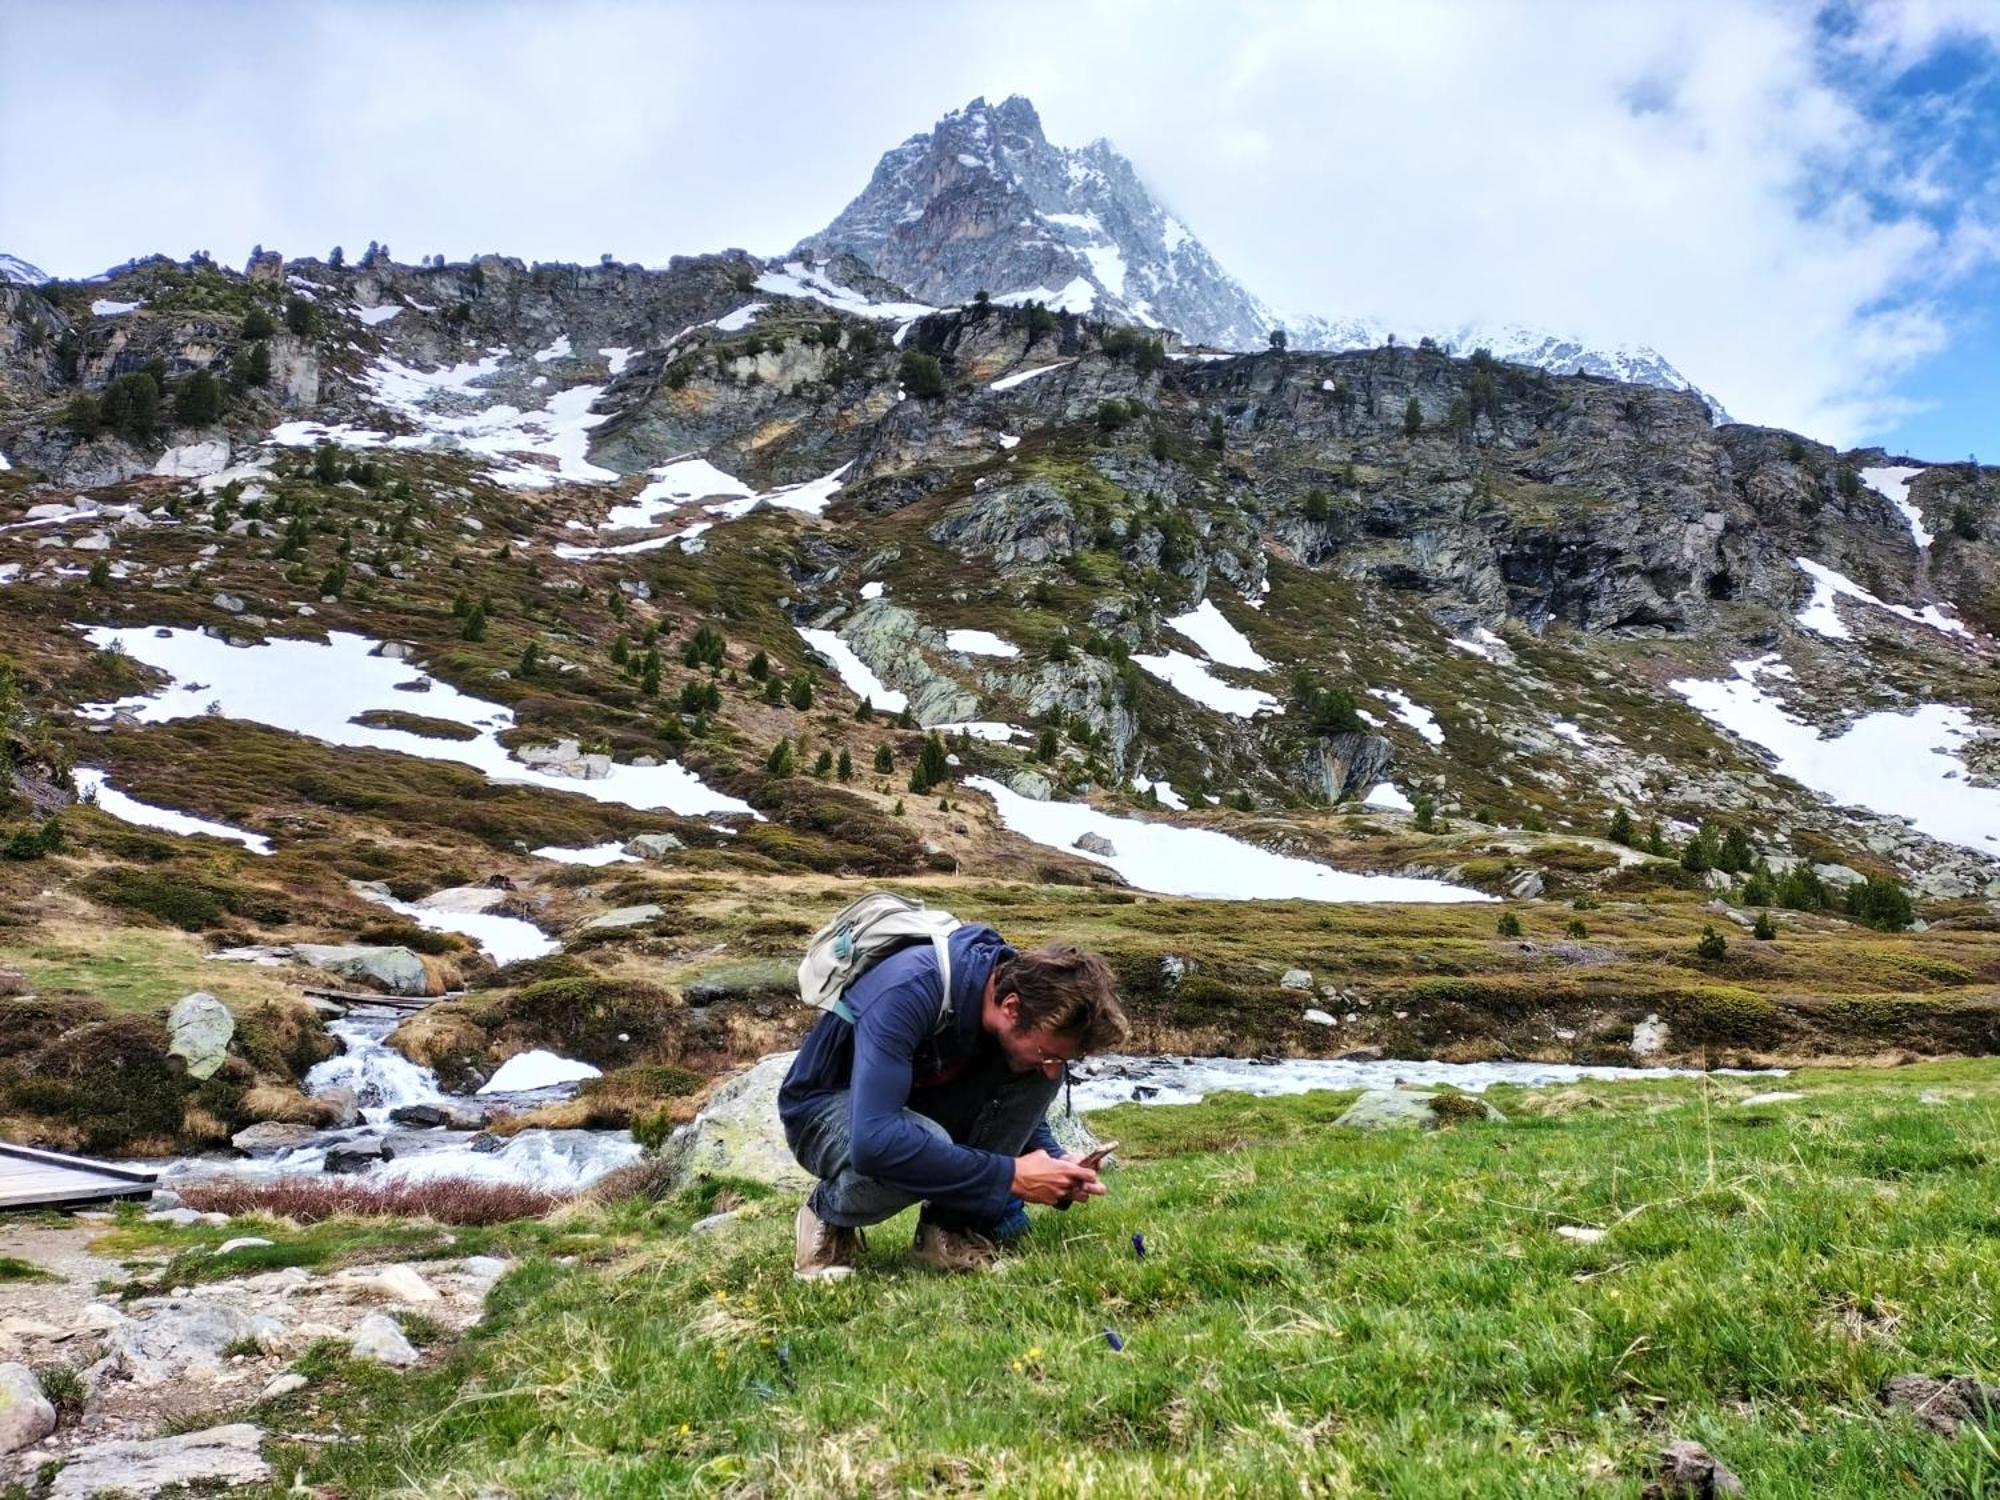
left=800, top=95, right=1727, bottom=418
left=1, top=242, right=1996, bottom=911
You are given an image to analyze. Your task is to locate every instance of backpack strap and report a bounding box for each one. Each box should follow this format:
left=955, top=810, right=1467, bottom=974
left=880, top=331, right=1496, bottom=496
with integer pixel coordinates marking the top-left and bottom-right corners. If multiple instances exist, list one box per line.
left=829, top=931, right=956, bottom=1032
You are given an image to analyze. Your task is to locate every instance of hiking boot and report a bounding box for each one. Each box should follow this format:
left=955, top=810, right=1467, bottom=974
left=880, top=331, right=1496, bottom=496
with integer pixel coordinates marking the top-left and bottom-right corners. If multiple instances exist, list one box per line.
left=911, top=1221, right=1000, bottom=1274
left=794, top=1201, right=859, bottom=1281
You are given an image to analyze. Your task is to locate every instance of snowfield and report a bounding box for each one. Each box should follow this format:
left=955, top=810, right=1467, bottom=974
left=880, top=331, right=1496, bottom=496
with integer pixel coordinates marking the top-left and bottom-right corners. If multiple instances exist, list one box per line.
left=970, top=777, right=1492, bottom=903
left=796, top=627, right=909, bottom=713
left=1861, top=466, right=1931, bottom=549
left=1130, top=650, right=1282, bottom=718
left=1165, top=599, right=1271, bottom=671
left=1793, top=557, right=1967, bottom=639
left=943, top=628, right=1020, bottom=658
left=1377, top=689, right=1445, bottom=746
left=73, top=767, right=273, bottom=854
left=76, top=626, right=756, bottom=818
left=1669, top=656, right=2000, bottom=852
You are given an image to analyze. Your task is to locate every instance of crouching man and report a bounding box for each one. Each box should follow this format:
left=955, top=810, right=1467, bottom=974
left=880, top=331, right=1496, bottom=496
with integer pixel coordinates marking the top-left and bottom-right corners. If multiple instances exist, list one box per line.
left=779, top=920, right=1128, bottom=1278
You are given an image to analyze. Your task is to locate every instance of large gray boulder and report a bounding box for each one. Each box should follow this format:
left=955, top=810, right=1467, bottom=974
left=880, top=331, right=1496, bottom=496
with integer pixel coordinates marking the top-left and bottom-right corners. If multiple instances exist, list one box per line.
left=1334, top=1089, right=1505, bottom=1132
left=664, top=1051, right=1100, bottom=1194
left=292, top=943, right=430, bottom=996
left=49, top=1423, right=270, bottom=1498
left=0, top=1362, right=54, bottom=1453
left=100, top=1302, right=269, bottom=1386
left=166, top=991, right=234, bottom=1080
left=624, top=833, right=684, bottom=860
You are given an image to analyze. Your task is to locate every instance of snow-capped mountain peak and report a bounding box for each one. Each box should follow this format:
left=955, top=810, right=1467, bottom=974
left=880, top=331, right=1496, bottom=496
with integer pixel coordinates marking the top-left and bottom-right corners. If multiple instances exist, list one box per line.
left=802, top=96, right=1725, bottom=417
left=0, top=254, right=51, bottom=287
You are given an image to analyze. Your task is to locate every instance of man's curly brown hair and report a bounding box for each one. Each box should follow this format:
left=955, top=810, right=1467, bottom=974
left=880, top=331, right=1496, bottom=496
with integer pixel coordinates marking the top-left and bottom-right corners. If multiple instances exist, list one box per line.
left=993, top=944, right=1129, bottom=1053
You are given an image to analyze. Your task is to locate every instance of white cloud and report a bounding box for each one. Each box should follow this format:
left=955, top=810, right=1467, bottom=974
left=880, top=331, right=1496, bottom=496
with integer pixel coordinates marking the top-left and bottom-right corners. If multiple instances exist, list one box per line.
left=2, top=0, right=1994, bottom=448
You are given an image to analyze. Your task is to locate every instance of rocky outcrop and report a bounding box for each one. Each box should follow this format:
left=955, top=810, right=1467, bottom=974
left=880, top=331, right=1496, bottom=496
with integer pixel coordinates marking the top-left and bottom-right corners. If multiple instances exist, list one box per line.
left=291, top=944, right=433, bottom=996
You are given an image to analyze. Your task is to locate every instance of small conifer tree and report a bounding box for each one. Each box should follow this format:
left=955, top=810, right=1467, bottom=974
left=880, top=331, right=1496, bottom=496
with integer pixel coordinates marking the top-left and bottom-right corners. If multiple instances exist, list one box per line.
left=1403, top=395, right=1423, bottom=435
left=836, top=748, right=853, bottom=781
left=1696, top=925, right=1729, bottom=961
left=874, top=743, right=895, bottom=774
left=1497, top=911, right=1524, bottom=938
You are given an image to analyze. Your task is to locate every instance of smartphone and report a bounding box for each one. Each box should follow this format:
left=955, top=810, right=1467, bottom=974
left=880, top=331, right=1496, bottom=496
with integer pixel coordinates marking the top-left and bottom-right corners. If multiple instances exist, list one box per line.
left=1076, top=1140, right=1120, bottom=1171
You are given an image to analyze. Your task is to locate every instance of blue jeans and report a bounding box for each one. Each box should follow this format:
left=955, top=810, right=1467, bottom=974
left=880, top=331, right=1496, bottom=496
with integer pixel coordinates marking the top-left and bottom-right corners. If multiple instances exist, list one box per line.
left=785, top=1059, right=1060, bottom=1231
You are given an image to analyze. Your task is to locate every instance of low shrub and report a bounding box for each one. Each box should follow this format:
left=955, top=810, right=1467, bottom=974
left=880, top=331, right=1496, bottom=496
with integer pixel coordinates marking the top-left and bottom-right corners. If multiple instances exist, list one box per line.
left=177, top=1177, right=567, bottom=1224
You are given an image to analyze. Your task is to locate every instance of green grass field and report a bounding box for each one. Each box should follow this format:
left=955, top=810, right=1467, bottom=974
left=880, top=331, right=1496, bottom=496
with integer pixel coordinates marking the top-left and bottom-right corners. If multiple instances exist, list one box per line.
left=196, top=1061, right=2000, bottom=1497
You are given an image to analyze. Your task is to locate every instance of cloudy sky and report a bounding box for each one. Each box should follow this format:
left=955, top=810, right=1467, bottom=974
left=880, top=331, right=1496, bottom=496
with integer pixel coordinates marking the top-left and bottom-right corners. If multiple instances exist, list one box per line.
left=4, top=0, right=1996, bottom=458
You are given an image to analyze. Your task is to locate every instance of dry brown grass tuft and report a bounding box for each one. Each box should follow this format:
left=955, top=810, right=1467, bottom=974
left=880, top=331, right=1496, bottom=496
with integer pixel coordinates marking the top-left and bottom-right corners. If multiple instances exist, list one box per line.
left=178, top=1176, right=569, bottom=1224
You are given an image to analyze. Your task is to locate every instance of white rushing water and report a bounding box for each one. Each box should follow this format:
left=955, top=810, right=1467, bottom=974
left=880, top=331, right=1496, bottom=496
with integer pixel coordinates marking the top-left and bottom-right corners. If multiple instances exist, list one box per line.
left=76, top=626, right=754, bottom=818
left=1069, top=1053, right=1783, bottom=1109
left=304, top=1013, right=450, bottom=1121
left=169, top=1007, right=644, bottom=1191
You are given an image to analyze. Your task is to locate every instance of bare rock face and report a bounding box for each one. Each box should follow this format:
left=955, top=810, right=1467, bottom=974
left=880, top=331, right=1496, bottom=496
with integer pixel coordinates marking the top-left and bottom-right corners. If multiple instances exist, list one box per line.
left=48, top=1423, right=270, bottom=1498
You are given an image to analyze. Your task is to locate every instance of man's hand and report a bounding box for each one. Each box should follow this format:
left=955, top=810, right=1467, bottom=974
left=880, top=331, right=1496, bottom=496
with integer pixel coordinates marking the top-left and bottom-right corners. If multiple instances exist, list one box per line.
left=1011, top=1149, right=1104, bottom=1206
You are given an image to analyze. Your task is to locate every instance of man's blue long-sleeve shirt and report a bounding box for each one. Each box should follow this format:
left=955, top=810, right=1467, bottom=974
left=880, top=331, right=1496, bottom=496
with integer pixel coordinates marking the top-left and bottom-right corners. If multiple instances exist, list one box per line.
left=778, top=923, right=1060, bottom=1220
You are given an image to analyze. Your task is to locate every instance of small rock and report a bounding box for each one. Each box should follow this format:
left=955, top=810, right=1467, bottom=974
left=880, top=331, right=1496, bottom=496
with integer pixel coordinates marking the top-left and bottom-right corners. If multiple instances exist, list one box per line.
left=212, top=592, right=245, bottom=613
left=1072, top=832, right=1117, bottom=857
left=1335, top=1046, right=1384, bottom=1062
left=1646, top=1438, right=1744, bottom=1497
left=48, top=1423, right=270, bottom=1498
left=324, top=1140, right=394, bottom=1174
left=1280, top=968, right=1314, bottom=991
left=145, top=1207, right=204, bottom=1227
left=231, top=1121, right=321, bottom=1155
left=460, top=1255, right=508, bottom=1280
left=372, top=1265, right=440, bottom=1303
left=147, top=1189, right=185, bottom=1212
left=1302, top=1008, right=1336, bottom=1026
left=1505, top=869, right=1545, bottom=900
left=348, top=1313, right=419, bottom=1367
left=0, top=1363, right=55, bottom=1453
left=689, top=1210, right=742, bottom=1235
left=0, top=1317, right=64, bottom=1340
left=1555, top=1225, right=1607, bottom=1244
left=624, top=832, right=685, bottom=860
left=388, top=1104, right=449, bottom=1129
left=583, top=903, right=663, bottom=931
left=1737, top=1091, right=1804, bottom=1107
left=213, top=1237, right=273, bottom=1256
left=260, top=1371, right=308, bottom=1400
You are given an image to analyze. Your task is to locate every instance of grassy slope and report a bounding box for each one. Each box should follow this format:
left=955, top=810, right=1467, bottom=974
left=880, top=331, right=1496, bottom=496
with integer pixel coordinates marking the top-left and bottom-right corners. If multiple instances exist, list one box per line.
left=218, top=1062, right=2000, bottom=1498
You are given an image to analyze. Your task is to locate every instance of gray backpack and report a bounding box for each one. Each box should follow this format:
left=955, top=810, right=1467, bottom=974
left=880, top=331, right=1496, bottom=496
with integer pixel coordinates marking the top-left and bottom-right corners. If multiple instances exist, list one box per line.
left=798, top=891, right=961, bottom=1028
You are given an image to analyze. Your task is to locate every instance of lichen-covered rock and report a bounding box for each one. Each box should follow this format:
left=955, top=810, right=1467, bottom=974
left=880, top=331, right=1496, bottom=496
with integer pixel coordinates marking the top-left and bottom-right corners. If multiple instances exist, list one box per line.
left=624, top=832, right=685, bottom=859
left=0, top=1362, right=55, bottom=1454
left=166, top=991, right=234, bottom=1080
left=1646, top=1438, right=1745, bottom=1498
left=582, top=904, right=662, bottom=931
left=1334, top=1089, right=1504, bottom=1131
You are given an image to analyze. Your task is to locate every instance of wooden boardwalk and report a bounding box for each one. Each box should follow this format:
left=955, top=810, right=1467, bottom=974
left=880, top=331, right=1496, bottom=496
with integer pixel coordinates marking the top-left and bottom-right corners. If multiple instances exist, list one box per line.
left=0, top=1143, right=157, bottom=1210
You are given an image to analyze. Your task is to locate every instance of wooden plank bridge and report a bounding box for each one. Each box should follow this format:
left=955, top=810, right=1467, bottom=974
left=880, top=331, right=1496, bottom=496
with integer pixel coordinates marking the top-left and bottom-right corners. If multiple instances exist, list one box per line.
left=0, top=1142, right=157, bottom=1210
